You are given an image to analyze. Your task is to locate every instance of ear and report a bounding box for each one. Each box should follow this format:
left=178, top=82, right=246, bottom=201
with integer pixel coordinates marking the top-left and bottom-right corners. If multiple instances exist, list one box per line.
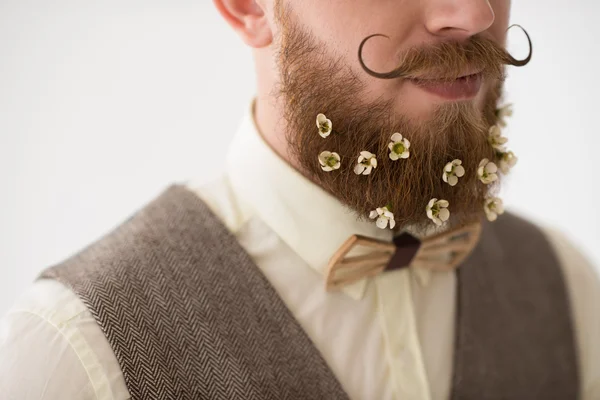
left=213, top=0, right=273, bottom=48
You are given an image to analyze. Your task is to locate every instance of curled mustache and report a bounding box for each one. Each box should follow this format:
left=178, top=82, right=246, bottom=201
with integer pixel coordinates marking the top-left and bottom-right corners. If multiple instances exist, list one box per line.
left=358, top=25, right=532, bottom=82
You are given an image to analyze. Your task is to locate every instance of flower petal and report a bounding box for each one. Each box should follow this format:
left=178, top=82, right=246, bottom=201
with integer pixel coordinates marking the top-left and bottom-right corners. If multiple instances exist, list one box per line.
left=448, top=175, right=459, bottom=186
left=455, top=165, right=465, bottom=177
left=485, top=162, right=498, bottom=174
left=363, top=166, right=373, bottom=175
left=400, top=151, right=410, bottom=159
left=354, top=164, right=365, bottom=175
left=486, top=211, right=498, bottom=222
left=376, top=217, right=389, bottom=229
left=438, top=200, right=449, bottom=207
left=316, top=113, right=327, bottom=127
left=438, top=208, right=450, bottom=221
left=389, top=152, right=399, bottom=161
left=389, top=219, right=396, bottom=229
left=369, top=210, right=378, bottom=219
left=360, top=151, right=372, bottom=158
left=391, top=132, right=403, bottom=142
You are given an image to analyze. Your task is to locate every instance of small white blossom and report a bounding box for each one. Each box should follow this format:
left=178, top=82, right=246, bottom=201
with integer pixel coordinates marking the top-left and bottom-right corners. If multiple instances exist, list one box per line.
left=316, top=114, right=332, bottom=138
left=318, top=151, right=341, bottom=172
left=426, top=198, right=450, bottom=226
left=388, top=132, right=410, bottom=160
left=477, top=158, right=499, bottom=184
left=484, top=197, right=505, bottom=222
left=496, top=104, right=513, bottom=128
left=488, top=125, right=508, bottom=151
left=354, top=151, right=378, bottom=175
left=442, top=159, right=466, bottom=186
left=369, top=206, right=396, bottom=230
left=497, top=150, right=518, bottom=174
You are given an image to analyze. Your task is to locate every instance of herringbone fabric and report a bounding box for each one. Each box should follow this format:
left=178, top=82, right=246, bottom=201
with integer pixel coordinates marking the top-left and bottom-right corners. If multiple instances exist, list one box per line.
left=38, top=184, right=580, bottom=399
left=38, top=185, right=351, bottom=400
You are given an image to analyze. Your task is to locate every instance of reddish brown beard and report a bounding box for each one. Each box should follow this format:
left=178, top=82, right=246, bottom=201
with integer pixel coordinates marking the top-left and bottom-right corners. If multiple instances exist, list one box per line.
left=275, top=6, right=513, bottom=232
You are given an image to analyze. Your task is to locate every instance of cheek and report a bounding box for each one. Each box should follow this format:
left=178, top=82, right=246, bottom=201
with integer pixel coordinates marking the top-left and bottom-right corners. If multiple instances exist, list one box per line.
left=488, top=0, right=511, bottom=45
left=290, top=1, right=405, bottom=100
left=293, top=0, right=410, bottom=69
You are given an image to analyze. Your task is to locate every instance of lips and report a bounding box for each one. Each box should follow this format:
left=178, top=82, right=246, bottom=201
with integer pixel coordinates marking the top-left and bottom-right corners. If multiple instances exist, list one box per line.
left=409, top=72, right=484, bottom=100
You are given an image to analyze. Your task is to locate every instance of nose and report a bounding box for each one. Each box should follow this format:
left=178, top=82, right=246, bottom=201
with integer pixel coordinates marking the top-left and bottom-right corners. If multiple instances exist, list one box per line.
left=424, top=0, right=495, bottom=40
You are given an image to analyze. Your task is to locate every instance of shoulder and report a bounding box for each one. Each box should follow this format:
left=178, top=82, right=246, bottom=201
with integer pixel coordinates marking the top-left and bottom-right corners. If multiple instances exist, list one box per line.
left=0, top=279, right=130, bottom=400
left=542, top=227, right=600, bottom=398
left=494, top=211, right=599, bottom=289
left=495, top=212, right=600, bottom=397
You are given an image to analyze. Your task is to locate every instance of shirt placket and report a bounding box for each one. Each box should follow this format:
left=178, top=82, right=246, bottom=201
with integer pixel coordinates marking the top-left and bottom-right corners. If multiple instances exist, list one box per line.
left=375, top=270, right=431, bottom=400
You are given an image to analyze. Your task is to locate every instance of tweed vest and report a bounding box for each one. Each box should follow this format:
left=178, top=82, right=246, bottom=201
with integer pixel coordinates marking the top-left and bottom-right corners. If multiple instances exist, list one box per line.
left=37, top=185, right=580, bottom=399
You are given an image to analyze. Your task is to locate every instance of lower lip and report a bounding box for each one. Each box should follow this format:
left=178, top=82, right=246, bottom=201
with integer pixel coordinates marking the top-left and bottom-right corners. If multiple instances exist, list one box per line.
left=410, top=73, right=483, bottom=100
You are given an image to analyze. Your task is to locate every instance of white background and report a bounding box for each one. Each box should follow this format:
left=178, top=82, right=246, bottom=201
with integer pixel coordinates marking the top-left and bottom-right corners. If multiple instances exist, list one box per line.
left=0, top=1, right=598, bottom=315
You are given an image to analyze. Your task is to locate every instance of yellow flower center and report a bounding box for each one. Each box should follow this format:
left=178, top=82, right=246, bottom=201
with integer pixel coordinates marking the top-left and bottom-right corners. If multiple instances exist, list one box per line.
left=393, top=142, right=405, bottom=154
left=319, top=122, right=331, bottom=133
left=326, top=156, right=338, bottom=167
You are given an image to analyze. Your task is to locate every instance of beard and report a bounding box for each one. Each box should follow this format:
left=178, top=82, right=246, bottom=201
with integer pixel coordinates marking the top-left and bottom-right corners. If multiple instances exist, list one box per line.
left=274, top=4, right=518, bottom=232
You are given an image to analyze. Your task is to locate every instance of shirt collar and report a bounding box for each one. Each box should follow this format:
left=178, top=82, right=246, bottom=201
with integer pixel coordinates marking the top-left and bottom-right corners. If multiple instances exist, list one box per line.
left=226, top=101, right=432, bottom=299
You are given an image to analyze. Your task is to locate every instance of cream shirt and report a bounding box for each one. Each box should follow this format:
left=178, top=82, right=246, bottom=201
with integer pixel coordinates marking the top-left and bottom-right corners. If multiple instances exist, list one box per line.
left=1, top=105, right=599, bottom=400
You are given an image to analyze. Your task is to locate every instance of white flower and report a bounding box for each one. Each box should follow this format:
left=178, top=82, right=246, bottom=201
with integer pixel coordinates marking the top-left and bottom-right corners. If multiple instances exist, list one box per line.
left=442, top=159, right=466, bottom=186
left=316, top=113, right=332, bottom=138
left=496, top=103, right=513, bottom=128
left=497, top=150, right=518, bottom=174
left=488, top=125, right=508, bottom=151
left=354, top=151, right=378, bottom=175
left=477, top=158, right=499, bottom=184
left=388, top=132, right=410, bottom=160
left=426, top=198, right=450, bottom=226
left=318, top=151, right=341, bottom=172
left=369, top=206, right=396, bottom=230
left=484, top=197, right=505, bottom=222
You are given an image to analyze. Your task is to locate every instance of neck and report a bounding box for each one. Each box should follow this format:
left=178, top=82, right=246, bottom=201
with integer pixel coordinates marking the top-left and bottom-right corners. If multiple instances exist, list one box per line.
left=252, top=48, right=305, bottom=173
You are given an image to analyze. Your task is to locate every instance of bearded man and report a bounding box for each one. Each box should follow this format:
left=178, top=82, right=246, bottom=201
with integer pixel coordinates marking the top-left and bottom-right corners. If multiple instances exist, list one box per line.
left=1, top=1, right=598, bottom=399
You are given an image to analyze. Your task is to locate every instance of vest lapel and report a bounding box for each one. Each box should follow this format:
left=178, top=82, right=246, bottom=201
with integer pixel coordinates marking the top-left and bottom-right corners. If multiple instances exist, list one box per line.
left=451, top=215, right=580, bottom=399
left=39, top=184, right=351, bottom=400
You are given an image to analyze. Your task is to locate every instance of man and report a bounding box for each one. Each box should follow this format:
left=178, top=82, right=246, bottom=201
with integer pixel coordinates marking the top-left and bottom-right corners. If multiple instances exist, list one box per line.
left=1, top=0, right=598, bottom=399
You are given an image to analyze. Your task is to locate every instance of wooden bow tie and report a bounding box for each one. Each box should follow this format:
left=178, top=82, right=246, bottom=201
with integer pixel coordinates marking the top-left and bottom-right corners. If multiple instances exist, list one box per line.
left=325, top=221, right=482, bottom=291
